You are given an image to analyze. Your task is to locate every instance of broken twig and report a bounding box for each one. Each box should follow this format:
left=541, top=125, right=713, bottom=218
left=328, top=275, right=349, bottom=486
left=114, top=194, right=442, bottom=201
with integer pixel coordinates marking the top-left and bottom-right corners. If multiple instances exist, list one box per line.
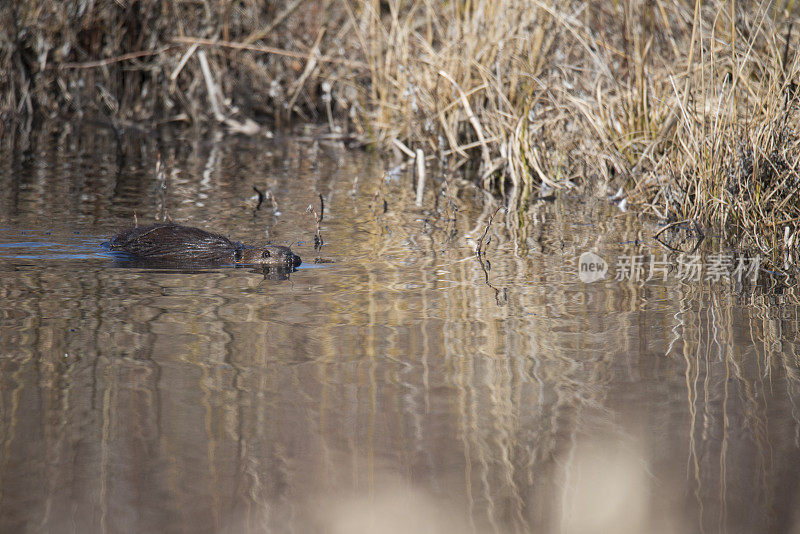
left=415, top=149, right=426, bottom=207
left=476, top=206, right=504, bottom=257
left=307, top=194, right=325, bottom=249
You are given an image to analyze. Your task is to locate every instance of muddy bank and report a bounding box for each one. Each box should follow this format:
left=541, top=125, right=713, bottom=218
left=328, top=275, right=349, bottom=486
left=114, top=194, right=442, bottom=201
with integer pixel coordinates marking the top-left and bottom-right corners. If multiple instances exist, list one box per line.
left=1, top=1, right=359, bottom=130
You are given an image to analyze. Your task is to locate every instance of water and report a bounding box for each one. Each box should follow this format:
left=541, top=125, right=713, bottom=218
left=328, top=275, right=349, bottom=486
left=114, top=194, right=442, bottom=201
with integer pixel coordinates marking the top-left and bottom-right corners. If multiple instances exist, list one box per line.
left=1, top=124, right=800, bottom=533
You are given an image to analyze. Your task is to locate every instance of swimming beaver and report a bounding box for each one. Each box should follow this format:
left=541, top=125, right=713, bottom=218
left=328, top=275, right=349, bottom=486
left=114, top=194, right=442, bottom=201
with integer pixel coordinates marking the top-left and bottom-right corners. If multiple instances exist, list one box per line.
left=110, top=223, right=301, bottom=268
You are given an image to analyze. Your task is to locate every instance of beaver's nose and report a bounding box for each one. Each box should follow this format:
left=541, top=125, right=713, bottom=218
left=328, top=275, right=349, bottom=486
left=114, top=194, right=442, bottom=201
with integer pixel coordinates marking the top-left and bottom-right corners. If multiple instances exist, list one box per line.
left=290, top=253, right=301, bottom=267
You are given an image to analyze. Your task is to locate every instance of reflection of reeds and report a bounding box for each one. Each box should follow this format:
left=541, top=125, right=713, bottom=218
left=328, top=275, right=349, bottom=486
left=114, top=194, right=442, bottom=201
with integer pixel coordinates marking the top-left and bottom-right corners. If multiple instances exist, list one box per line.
left=668, top=281, right=800, bottom=532
left=0, top=346, right=32, bottom=510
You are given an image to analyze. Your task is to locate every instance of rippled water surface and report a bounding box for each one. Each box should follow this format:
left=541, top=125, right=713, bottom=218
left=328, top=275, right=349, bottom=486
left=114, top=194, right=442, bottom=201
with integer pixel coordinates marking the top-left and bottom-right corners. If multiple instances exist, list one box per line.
left=1, top=124, right=800, bottom=534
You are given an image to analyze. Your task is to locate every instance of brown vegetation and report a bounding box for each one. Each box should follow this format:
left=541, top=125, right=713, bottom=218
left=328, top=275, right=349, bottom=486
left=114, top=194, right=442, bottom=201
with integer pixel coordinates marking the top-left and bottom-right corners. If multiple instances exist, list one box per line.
left=3, top=1, right=800, bottom=270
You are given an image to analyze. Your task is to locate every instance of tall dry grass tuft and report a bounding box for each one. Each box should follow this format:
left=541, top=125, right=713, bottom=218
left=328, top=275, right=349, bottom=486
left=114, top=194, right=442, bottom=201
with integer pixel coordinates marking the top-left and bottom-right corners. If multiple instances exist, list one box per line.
left=617, top=2, right=800, bottom=268
left=337, top=1, right=683, bottom=216
left=340, top=1, right=558, bottom=192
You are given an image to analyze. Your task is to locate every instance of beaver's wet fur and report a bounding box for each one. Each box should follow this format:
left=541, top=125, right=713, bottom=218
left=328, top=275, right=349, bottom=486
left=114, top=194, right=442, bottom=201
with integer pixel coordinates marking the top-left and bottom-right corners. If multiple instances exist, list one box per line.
left=110, top=223, right=301, bottom=268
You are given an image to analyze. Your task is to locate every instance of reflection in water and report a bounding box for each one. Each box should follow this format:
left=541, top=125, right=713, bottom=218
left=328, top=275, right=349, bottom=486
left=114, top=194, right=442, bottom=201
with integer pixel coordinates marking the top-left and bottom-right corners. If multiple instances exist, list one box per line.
left=1, top=124, right=800, bottom=533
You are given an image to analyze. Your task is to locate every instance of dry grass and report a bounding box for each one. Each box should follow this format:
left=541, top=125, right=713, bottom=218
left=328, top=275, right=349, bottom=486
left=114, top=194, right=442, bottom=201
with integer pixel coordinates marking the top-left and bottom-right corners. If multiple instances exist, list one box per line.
left=615, top=1, right=800, bottom=269
left=0, top=0, right=343, bottom=126
left=4, top=1, right=800, bottom=270
left=344, top=0, right=800, bottom=270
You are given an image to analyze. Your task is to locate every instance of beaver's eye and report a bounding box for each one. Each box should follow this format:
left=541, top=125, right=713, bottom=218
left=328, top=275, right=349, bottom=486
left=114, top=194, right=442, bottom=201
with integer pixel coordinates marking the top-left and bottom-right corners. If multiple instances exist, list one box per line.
left=262, top=250, right=271, bottom=259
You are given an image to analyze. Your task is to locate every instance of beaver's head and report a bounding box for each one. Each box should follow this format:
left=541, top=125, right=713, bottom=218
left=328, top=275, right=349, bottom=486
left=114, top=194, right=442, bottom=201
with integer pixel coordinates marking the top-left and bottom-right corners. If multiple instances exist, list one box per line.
left=238, top=245, right=301, bottom=268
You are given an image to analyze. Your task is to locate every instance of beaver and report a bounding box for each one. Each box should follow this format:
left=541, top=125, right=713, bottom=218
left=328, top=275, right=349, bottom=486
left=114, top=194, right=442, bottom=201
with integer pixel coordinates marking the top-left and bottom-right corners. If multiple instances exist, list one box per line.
left=110, top=223, right=301, bottom=268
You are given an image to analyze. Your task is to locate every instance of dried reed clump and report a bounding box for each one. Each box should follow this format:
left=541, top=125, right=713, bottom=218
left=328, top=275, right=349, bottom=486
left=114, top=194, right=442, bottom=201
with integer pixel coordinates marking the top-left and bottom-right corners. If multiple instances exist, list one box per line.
left=340, top=0, right=594, bottom=211
left=610, top=2, right=800, bottom=268
left=341, top=1, right=687, bottom=209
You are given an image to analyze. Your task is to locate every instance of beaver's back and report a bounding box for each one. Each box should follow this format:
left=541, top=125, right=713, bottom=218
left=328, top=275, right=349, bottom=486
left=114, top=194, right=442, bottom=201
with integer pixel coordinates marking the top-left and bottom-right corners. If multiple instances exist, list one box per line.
left=110, top=223, right=240, bottom=263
